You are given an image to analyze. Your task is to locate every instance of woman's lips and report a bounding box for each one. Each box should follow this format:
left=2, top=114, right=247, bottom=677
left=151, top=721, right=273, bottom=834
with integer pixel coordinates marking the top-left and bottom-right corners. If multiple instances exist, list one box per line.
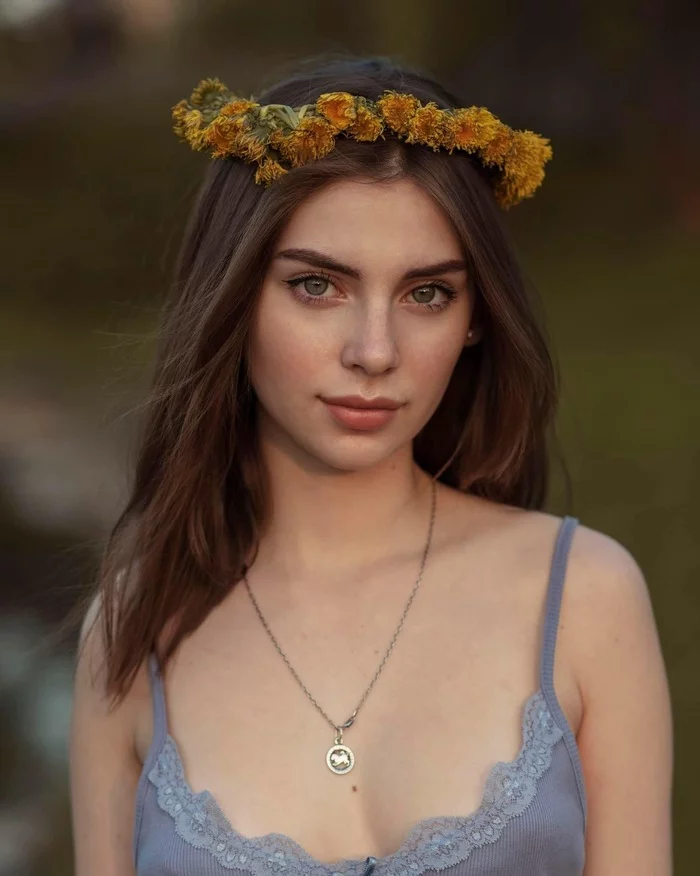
left=322, top=401, right=399, bottom=431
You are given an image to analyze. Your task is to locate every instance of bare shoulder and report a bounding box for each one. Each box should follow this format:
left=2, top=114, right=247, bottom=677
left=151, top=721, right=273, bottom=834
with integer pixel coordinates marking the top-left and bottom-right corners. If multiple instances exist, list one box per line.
left=70, top=588, right=150, bottom=875
left=444, top=491, right=673, bottom=869
left=439, top=485, right=656, bottom=628
left=438, top=485, right=670, bottom=706
left=487, top=503, right=667, bottom=700
left=555, top=521, right=673, bottom=873
left=73, top=584, right=152, bottom=736
left=559, top=522, right=666, bottom=690
left=565, top=520, right=650, bottom=603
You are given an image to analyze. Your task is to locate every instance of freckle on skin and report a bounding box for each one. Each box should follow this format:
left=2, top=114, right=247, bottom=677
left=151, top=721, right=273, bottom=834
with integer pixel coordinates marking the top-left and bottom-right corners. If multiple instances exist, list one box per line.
left=352, top=785, right=358, bottom=792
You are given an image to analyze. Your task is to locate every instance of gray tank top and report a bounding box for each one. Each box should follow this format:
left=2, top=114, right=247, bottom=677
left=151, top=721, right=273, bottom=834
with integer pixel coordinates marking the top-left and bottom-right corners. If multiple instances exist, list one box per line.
left=133, top=515, right=587, bottom=876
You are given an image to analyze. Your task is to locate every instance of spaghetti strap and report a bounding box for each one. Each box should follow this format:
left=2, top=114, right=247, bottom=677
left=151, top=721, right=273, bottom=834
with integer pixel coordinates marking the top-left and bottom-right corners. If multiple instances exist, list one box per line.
left=539, top=515, right=579, bottom=697
left=537, top=515, right=587, bottom=828
left=133, top=650, right=170, bottom=864
left=146, top=650, right=169, bottom=753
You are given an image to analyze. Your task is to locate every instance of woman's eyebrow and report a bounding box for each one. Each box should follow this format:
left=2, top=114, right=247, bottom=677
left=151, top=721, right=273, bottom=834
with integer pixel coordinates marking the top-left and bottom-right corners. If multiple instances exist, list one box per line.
left=274, top=247, right=467, bottom=281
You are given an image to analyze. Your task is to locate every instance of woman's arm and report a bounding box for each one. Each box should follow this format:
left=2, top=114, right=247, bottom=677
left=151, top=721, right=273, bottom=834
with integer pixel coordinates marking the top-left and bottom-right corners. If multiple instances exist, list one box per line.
left=568, top=526, right=674, bottom=875
left=69, top=593, right=142, bottom=876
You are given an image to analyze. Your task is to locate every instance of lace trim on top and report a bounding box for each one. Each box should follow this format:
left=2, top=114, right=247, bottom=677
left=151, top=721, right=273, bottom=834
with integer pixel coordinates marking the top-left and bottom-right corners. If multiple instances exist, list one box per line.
left=147, top=688, right=563, bottom=876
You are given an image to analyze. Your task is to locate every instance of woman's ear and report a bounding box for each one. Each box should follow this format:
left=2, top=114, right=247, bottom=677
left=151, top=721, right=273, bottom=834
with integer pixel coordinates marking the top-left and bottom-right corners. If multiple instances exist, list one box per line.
left=463, top=324, right=482, bottom=346
left=463, top=284, right=482, bottom=346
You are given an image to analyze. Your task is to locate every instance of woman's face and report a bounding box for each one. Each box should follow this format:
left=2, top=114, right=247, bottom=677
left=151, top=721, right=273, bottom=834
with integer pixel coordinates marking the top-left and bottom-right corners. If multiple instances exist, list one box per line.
left=248, top=177, right=477, bottom=473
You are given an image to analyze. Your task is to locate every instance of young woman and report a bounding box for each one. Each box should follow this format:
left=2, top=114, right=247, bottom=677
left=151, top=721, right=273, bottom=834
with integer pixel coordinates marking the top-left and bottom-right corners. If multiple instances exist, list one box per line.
left=69, top=57, right=673, bottom=876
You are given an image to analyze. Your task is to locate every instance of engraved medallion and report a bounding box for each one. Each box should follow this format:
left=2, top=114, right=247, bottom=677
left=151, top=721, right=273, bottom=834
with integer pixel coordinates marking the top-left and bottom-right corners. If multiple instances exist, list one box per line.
left=326, top=742, right=355, bottom=774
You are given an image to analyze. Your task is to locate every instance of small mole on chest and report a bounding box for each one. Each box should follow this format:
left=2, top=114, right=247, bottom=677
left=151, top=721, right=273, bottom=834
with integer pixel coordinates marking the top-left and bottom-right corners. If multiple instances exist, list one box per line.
left=352, top=785, right=358, bottom=792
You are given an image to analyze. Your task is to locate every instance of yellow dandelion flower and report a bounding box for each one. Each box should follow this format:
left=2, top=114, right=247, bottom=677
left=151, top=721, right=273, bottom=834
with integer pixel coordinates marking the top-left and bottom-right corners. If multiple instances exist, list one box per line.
left=492, top=133, right=552, bottom=207
left=439, top=120, right=456, bottom=152
left=190, top=77, right=229, bottom=107
left=206, top=115, right=268, bottom=161
left=219, top=98, right=259, bottom=118
left=376, top=91, right=421, bottom=135
left=275, top=117, right=337, bottom=168
left=268, top=133, right=294, bottom=165
left=206, top=116, right=245, bottom=157
left=174, top=108, right=209, bottom=151
left=233, top=131, right=268, bottom=163
left=493, top=176, right=524, bottom=209
left=451, top=107, right=501, bottom=151
left=502, top=131, right=552, bottom=182
left=347, top=106, right=384, bottom=141
left=493, top=178, right=512, bottom=208
left=267, top=127, right=287, bottom=151
left=406, top=103, right=451, bottom=150
left=316, top=92, right=357, bottom=131
left=172, top=99, right=191, bottom=139
left=480, top=122, right=515, bottom=167
left=255, top=157, right=288, bottom=185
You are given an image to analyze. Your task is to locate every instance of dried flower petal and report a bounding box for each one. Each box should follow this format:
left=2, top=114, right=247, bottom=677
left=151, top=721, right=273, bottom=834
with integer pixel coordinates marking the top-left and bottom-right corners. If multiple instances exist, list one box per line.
left=275, top=116, right=336, bottom=167
left=406, top=103, right=451, bottom=150
left=493, top=131, right=553, bottom=207
left=220, top=98, right=259, bottom=118
left=376, top=91, right=421, bottom=135
left=205, top=116, right=239, bottom=154
left=347, top=105, right=384, bottom=141
left=190, top=77, right=230, bottom=108
left=172, top=107, right=209, bottom=151
left=316, top=92, right=357, bottom=131
left=172, top=99, right=191, bottom=139
left=255, top=157, right=288, bottom=185
left=451, top=107, right=501, bottom=151
left=233, top=132, right=268, bottom=162
left=206, top=115, right=268, bottom=161
left=503, top=131, right=552, bottom=181
left=481, top=122, right=515, bottom=167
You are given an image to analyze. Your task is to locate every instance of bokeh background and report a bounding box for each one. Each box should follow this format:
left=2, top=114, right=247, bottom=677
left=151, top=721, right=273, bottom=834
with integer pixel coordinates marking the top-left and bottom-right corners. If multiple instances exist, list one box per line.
left=1, top=1, right=698, bottom=873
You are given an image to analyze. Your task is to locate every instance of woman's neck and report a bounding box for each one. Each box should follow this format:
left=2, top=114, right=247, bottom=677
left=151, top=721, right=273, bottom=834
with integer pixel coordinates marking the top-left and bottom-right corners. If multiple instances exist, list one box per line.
left=252, top=438, right=435, bottom=582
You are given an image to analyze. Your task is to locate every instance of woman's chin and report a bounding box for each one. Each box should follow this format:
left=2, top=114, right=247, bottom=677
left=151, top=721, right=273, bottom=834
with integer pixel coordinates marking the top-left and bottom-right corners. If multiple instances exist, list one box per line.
left=301, top=435, right=408, bottom=473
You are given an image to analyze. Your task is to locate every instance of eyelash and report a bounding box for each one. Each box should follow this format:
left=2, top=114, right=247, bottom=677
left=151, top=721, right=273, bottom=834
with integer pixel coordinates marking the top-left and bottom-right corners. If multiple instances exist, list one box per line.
left=284, top=271, right=458, bottom=312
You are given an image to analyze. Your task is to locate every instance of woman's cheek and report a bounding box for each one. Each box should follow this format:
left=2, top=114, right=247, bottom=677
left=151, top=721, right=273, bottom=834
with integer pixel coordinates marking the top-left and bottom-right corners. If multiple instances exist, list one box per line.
left=250, top=309, right=331, bottom=398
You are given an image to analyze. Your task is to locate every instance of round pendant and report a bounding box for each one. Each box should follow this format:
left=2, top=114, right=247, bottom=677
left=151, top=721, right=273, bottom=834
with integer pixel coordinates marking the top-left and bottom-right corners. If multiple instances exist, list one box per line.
left=326, top=742, right=355, bottom=774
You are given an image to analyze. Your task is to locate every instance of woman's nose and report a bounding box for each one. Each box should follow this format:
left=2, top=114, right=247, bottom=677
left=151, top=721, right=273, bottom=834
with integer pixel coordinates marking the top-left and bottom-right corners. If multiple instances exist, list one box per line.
left=339, top=303, right=400, bottom=376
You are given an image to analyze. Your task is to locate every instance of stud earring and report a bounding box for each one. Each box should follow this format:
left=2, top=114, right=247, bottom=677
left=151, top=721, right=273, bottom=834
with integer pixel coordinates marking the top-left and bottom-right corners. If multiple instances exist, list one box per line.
left=467, top=329, right=474, bottom=338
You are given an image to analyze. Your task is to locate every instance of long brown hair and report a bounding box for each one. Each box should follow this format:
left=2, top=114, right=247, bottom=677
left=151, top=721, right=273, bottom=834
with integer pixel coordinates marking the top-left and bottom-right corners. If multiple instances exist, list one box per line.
left=86, top=56, right=559, bottom=702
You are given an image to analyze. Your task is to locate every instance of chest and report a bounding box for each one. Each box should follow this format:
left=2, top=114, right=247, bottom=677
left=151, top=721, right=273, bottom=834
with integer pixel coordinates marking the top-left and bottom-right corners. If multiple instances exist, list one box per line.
left=134, top=566, right=582, bottom=865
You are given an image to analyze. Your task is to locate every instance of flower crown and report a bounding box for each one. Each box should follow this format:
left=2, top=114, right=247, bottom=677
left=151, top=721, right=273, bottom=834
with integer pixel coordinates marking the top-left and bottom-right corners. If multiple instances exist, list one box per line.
left=172, top=77, right=553, bottom=209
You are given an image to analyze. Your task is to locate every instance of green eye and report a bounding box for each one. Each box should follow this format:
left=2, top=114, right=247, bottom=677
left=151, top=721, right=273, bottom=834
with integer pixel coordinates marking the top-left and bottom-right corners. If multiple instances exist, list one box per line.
left=409, top=283, right=457, bottom=312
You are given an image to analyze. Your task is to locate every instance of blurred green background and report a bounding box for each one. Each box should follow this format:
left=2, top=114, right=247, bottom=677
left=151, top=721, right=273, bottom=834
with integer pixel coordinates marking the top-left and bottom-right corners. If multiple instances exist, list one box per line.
left=1, top=1, right=697, bottom=873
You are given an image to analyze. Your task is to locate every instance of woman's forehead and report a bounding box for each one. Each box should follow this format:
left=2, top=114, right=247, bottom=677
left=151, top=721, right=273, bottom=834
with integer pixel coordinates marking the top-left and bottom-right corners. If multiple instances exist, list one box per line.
left=274, top=178, right=463, bottom=265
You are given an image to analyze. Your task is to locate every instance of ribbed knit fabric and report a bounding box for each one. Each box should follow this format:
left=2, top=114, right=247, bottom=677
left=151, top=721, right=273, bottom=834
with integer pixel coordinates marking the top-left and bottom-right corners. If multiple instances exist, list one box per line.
left=134, top=516, right=586, bottom=876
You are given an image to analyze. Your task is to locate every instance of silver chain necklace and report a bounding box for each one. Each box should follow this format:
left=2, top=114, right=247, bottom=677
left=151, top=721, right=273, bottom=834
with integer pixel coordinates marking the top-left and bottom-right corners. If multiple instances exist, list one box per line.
left=242, top=477, right=437, bottom=775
